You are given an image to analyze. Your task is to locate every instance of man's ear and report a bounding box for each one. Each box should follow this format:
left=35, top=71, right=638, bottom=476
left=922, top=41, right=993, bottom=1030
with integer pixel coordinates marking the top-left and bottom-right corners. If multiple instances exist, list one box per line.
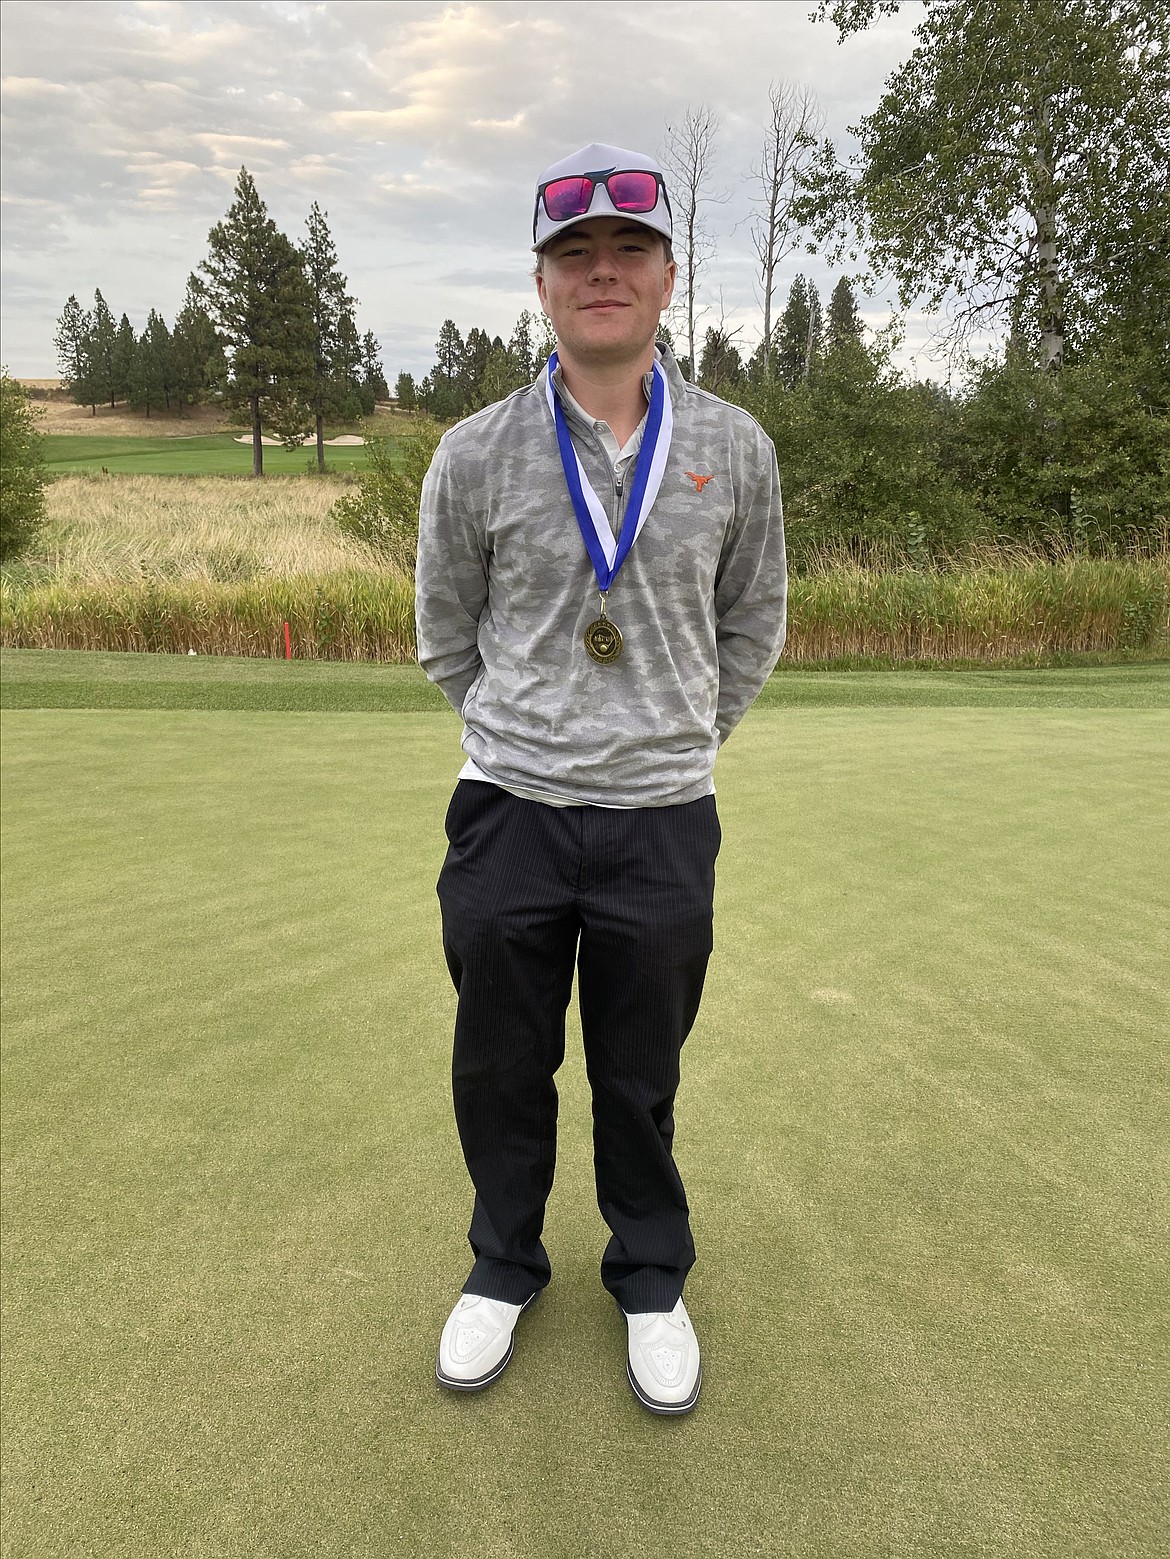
left=535, top=271, right=548, bottom=314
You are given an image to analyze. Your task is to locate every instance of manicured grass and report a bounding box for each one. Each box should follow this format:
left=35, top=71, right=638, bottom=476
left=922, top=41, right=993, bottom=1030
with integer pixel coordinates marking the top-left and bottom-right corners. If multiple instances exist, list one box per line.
left=2, top=647, right=1168, bottom=712
left=41, top=434, right=376, bottom=476
left=2, top=687, right=1167, bottom=1556
left=0, top=647, right=447, bottom=713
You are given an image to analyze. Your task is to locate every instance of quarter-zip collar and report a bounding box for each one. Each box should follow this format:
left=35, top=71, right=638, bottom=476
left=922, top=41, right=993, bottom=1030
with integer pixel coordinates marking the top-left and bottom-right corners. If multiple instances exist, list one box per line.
left=547, top=344, right=685, bottom=531
left=550, top=365, right=648, bottom=469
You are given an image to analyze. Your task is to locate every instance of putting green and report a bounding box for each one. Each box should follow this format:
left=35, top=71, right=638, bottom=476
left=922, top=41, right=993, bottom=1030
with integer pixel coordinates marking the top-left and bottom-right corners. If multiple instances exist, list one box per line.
left=1, top=695, right=1167, bottom=1557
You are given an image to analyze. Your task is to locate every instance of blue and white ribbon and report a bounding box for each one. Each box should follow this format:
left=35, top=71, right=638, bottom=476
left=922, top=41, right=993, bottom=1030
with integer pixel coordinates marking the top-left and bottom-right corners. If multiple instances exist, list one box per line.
left=544, top=351, right=673, bottom=592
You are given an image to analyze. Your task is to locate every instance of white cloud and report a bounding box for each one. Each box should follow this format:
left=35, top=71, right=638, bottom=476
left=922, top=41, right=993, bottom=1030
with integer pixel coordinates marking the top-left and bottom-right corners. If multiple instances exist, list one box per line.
left=1, top=0, right=947, bottom=380
left=193, top=133, right=291, bottom=156
left=0, top=75, right=71, bottom=98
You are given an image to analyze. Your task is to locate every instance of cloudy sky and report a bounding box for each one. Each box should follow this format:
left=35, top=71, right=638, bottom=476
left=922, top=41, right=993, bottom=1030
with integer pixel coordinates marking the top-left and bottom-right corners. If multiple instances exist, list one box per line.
left=0, top=0, right=961, bottom=383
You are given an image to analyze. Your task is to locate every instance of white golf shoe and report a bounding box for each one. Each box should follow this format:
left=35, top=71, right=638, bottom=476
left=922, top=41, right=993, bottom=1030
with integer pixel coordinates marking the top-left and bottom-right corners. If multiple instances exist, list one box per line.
left=626, top=1297, right=701, bottom=1415
left=436, top=1291, right=537, bottom=1391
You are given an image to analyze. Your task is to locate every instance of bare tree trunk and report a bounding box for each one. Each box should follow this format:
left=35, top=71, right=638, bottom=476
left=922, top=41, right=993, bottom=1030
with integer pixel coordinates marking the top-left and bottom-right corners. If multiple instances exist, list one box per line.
left=1031, top=89, right=1069, bottom=535
left=661, top=106, right=724, bottom=380
left=804, top=305, right=816, bottom=381
left=316, top=411, right=325, bottom=474
left=1033, top=98, right=1063, bottom=373
left=751, top=81, right=823, bottom=379
left=251, top=393, right=264, bottom=478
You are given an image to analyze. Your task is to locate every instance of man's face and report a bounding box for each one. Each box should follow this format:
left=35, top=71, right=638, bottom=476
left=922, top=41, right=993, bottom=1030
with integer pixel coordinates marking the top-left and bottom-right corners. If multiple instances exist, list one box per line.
left=535, top=218, right=676, bottom=367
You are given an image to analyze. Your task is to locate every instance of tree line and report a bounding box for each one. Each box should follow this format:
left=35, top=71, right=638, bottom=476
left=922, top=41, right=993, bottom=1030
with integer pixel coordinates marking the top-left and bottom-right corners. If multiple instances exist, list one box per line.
left=54, top=170, right=388, bottom=475
left=353, top=242, right=1163, bottom=574
left=394, top=309, right=555, bottom=421
left=399, top=271, right=863, bottom=423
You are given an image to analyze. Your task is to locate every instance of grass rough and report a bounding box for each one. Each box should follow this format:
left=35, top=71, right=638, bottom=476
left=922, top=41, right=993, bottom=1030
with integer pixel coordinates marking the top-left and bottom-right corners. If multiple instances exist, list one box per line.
left=4, top=556, right=1166, bottom=662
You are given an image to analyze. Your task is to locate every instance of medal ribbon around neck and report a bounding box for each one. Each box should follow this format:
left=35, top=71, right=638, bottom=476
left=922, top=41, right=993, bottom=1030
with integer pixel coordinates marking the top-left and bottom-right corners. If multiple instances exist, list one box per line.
left=544, top=351, right=673, bottom=592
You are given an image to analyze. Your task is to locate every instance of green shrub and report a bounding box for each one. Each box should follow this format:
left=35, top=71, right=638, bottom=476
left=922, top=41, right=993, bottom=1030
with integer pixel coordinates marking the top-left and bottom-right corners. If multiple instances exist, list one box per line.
left=952, top=350, right=1170, bottom=552
left=738, top=339, right=985, bottom=569
left=0, top=372, right=47, bottom=562
left=332, top=420, right=443, bottom=572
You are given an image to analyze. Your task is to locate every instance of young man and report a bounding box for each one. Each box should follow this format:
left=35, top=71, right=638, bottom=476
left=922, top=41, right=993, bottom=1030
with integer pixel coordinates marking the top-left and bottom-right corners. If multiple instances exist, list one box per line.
left=415, top=143, right=786, bottom=1415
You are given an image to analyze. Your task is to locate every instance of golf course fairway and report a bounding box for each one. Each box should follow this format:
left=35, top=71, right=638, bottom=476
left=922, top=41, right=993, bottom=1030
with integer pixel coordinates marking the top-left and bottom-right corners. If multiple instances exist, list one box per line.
left=1, top=663, right=1166, bottom=1557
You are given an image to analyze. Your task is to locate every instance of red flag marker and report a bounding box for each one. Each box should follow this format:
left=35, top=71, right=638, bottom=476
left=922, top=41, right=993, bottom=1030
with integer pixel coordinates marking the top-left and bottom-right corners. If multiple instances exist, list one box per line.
left=283, top=620, right=292, bottom=660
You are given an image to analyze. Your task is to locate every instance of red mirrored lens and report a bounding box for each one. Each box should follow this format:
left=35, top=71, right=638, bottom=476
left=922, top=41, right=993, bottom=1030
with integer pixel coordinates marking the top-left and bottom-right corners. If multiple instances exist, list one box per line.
left=606, top=171, right=660, bottom=213
left=541, top=171, right=662, bottom=226
left=542, top=176, right=594, bottom=223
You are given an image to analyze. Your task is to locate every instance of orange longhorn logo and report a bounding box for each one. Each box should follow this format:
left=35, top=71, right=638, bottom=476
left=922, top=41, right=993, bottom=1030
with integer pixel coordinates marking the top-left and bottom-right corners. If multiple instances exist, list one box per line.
left=686, top=471, right=714, bottom=493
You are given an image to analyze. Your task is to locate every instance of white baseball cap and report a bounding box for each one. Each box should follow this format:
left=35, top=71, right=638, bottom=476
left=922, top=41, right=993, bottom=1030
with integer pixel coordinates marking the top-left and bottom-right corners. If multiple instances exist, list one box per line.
left=532, top=143, right=673, bottom=252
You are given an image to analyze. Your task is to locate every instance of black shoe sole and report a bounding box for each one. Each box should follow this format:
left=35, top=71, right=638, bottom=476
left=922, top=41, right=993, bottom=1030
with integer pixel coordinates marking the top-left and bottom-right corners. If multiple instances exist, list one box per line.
left=435, top=1291, right=539, bottom=1393
left=626, top=1359, right=702, bottom=1416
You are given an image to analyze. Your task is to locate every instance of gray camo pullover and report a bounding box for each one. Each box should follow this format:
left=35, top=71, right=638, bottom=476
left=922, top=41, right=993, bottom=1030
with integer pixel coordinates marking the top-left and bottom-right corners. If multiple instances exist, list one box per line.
left=415, top=346, right=787, bottom=807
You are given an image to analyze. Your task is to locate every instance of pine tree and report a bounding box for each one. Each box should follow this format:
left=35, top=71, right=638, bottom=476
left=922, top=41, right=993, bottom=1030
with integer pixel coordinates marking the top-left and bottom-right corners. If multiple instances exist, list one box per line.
left=170, top=282, right=222, bottom=414
left=129, top=309, right=170, bottom=417
left=91, top=290, right=118, bottom=408
left=431, top=320, right=466, bottom=419
left=361, top=330, right=388, bottom=406
left=825, top=277, right=864, bottom=353
left=509, top=311, right=539, bottom=381
left=776, top=276, right=823, bottom=389
left=54, top=295, right=97, bottom=414
left=300, top=202, right=352, bottom=471
left=112, top=314, right=136, bottom=405
left=434, top=319, right=464, bottom=381
left=333, top=304, right=365, bottom=420
left=395, top=372, right=417, bottom=411
left=698, top=328, right=744, bottom=394
left=461, top=327, right=492, bottom=404
left=746, top=328, right=781, bottom=387
left=195, top=167, right=315, bottom=476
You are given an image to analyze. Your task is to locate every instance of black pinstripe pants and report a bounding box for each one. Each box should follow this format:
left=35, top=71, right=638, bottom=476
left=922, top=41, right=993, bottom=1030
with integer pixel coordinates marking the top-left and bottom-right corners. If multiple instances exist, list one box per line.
left=436, top=780, right=721, bottom=1315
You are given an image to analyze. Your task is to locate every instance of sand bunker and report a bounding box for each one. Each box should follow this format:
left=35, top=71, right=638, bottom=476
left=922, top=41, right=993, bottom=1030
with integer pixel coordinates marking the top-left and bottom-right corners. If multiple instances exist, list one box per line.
left=232, top=434, right=366, bottom=446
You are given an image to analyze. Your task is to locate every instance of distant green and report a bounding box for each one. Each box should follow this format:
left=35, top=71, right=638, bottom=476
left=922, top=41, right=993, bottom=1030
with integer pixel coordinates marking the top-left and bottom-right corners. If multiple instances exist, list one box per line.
left=2, top=688, right=1167, bottom=1557
left=41, top=434, right=377, bottom=477
left=2, top=647, right=1168, bottom=713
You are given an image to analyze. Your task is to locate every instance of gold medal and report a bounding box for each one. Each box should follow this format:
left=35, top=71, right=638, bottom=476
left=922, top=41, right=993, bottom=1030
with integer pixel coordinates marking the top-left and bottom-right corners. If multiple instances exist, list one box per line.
left=583, top=593, right=623, bottom=664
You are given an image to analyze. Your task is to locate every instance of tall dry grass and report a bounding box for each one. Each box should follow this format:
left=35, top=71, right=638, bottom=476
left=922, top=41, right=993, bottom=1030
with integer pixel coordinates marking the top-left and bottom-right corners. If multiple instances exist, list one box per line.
left=786, top=559, right=1168, bottom=661
left=12, top=475, right=390, bottom=583
left=1, top=572, right=417, bottom=661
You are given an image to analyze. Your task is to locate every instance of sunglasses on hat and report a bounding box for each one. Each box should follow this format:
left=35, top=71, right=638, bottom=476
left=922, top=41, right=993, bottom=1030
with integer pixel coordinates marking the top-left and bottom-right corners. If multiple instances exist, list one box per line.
left=533, top=169, right=672, bottom=242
